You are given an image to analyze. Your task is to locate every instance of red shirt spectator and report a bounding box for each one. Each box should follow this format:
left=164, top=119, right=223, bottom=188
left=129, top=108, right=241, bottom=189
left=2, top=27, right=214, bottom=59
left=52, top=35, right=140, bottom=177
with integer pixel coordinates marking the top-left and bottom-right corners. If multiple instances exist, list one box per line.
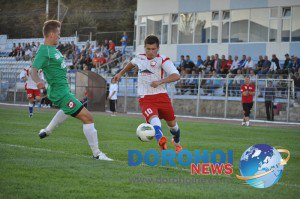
left=241, top=82, right=255, bottom=103
left=108, top=40, right=115, bottom=52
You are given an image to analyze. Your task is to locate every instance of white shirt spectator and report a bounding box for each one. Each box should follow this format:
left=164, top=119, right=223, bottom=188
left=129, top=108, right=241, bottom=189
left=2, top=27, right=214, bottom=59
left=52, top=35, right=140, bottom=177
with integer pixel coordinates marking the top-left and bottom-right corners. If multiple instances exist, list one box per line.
left=109, top=83, right=118, bottom=100
left=25, top=49, right=32, bottom=57
left=231, top=60, right=239, bottom=70
left=244, top=60, right=254, bottom=69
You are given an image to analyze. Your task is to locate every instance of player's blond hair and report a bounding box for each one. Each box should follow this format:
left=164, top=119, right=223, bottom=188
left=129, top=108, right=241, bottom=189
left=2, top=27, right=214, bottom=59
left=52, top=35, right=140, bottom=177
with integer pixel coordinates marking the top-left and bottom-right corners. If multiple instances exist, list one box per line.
left=43, top=20, right=61, bottom=37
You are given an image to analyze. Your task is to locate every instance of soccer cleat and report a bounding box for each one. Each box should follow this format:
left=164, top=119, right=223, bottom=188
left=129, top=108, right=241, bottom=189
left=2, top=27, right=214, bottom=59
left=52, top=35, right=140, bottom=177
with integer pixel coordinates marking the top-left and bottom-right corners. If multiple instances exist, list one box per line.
left=158, top=136, right=167, bottom=150
left=39, top=129, right=49, bottom=139
left=93, top=152, right=113, bottom=161
left=29, top=113, right=33, bottom=118
left=241, top=122, right=246, bottom=126
left=172, top=138, right=183, bottom=154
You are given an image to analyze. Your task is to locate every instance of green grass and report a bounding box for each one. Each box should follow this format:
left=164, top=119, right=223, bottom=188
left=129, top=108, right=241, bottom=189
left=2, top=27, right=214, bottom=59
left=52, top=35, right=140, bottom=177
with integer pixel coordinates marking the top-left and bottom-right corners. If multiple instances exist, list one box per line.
left=0, top=106, right=299, bottom=199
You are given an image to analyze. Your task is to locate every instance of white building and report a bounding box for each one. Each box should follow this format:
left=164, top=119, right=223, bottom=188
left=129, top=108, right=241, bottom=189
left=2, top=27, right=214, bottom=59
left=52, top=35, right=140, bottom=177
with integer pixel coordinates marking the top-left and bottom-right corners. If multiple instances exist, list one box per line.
left=135, top=0, right=300, bottom=61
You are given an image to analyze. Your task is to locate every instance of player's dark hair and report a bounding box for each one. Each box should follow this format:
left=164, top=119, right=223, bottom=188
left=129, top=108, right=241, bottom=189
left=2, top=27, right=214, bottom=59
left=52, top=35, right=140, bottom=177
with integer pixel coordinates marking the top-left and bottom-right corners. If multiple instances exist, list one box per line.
left=144, top=35, right=159, bottom=47
left=43, top=20, right=61, bottom=37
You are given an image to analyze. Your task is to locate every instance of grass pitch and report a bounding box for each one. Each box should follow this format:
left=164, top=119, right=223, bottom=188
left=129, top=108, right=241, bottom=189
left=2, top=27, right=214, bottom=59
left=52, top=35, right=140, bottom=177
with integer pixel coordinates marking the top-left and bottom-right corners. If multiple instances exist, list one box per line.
left=0, top=106, right=299, bottom=199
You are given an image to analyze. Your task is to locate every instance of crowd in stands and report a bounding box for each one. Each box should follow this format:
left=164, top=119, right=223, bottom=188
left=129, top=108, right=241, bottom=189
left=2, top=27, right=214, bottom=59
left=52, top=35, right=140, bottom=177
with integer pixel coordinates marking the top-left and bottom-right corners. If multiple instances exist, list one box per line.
left=9, top=42, right=40, bottom=61
left=175, top=53, right=300, bottom=99
left=7, top=32, right=130, bottom=75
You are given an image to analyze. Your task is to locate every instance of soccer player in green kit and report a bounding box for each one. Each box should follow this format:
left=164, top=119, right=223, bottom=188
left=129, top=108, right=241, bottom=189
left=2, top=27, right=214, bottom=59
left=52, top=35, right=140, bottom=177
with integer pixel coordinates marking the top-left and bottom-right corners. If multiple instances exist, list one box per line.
left=31, top=20, right=112, bottom=161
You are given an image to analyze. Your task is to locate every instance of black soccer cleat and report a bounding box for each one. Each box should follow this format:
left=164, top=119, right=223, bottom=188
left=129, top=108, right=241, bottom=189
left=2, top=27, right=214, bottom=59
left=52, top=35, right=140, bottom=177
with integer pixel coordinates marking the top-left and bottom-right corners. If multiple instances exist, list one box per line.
left=39, top=129, right=48, bottom=139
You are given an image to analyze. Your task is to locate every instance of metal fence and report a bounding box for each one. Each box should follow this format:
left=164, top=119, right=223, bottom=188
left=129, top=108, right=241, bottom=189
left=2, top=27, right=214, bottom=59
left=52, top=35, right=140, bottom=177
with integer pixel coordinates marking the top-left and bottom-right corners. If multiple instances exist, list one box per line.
left=1, top=68, right=299, bottom=123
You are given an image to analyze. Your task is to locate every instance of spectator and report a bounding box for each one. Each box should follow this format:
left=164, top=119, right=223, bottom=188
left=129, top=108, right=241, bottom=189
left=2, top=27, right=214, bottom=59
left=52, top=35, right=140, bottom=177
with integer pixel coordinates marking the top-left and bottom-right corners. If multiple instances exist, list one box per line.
left=230, top=56, right=239, bottom=74
left=276, top=74, right=288, bottom=98
left=240, top=76, right=255, bottom=126
left=230, top=69, right=244, bottom=96
left=108, top=40, right=115, bottom=52
left=292, top=56, right=300, bottom=73
left=186, top=70, right=198, bottom=95
left=203, top=55, right=212, bottom=74
left=255, top=55, right=264, bottom=74
left=249, top=69, right=256, bottom=84
left=264, top=81, right=276, bottom=121
left=15, top=43, right=23, bottom=60
left=213, top=54, right=221, bottom=73
left=120, top=32, right=128, bottom=55
left=243, top=56, right=254, bottom=74
left=104, top=39, right=109, bottom=50
left=258, top=56, right=271, bottom=75
left=107, top=79, right=118, bottom=116
left=292, top=73, right=300, bottom=100
left=184, top=55, right=195, bottom=72
left=220, top=55, right=228, bottom=75
left=269, top=54, right=280, bottom=74
left=225, top=55, right=233, bottom=74
left=178, top=55, right=186, bottom=72
left=238, top=55, right=247, bottom=71
left=283, top=53, right=293, bottom=74
left=196, top=55, right=203, bottom=69
left=24, top=48, right=32, bottom=61
left=9, top=43, right=17, bottom=57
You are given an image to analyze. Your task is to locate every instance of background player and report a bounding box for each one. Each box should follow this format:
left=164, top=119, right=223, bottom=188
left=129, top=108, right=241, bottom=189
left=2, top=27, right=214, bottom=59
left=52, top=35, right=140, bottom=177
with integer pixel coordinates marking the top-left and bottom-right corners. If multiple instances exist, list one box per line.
left=113, top=35, right=182, bottom=153
left=241, top=76, right=255, bottom=126
left=19, top=56, right=43, bottom=117
left=31, top=20, right=112, bottom=161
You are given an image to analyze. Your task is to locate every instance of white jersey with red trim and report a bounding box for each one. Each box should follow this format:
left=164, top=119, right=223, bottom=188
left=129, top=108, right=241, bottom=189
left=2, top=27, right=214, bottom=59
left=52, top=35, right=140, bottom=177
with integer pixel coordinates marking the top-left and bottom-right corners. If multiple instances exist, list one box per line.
left=19, top=66, right=44, bottom=90
left=130, top=54, right=179, bottom=96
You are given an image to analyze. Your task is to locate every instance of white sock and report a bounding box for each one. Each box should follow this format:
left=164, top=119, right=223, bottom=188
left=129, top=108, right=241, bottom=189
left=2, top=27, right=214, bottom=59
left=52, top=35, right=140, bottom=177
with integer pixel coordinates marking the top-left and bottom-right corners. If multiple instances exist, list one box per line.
left=149, top=117, right=161, bottom=127
left=246, top=121, right=250, bottom=126
left=168, top=123, right=179, bottom=132
left=83, top=123, right=100, bottom=157
left=45, top=110, right=68, bottom=133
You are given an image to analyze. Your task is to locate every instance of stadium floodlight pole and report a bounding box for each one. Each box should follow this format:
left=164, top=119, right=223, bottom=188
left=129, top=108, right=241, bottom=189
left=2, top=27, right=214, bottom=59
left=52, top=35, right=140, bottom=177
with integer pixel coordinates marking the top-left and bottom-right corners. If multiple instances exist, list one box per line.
left=46, top=0, right=49, bottom=21
left=57, top=0, right=60, bottom=21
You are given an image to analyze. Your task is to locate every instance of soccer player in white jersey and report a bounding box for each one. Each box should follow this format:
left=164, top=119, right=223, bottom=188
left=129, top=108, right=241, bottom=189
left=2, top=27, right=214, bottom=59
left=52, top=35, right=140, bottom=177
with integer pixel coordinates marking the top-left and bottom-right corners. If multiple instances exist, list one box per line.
left=113, top=35, right=182, bottom=153
left=19, top=57, right=43, bottom=117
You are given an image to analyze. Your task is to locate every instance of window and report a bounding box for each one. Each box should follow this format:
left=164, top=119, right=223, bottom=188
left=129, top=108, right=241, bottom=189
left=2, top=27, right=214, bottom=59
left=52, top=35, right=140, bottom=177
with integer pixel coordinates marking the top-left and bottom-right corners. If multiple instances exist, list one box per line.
left=282, top=7, right=291, bottom=17
left=282, top=19, right=291, bottom=42
left=270, top=7, right=278, bottom=18
left=139, top=26, right=146, bottom=45
left=147, top=15, right=163, bottom=41
left=222, top=11, right=230, bottom=43
left=211, top=22, right=218, bottom=43
left=230, top=10, right=250, bottom=42
left=194, top=12, right=210, bottom=43
left=178, top=13, right=194, bottom=44
left=250, top=9, right=268, bottom=42
left=223, top=11, right=230, bottom=20
left=212, top=11, right=219, bottom=21
left=269, top=20, right=277, bottom=42
left=162, top=25, right=168, bottom=44
left=139, top=17, right=147, bottom=45
left=171, top=14, right=178, bottom=44
left=292, top=6, right=300, bottom=41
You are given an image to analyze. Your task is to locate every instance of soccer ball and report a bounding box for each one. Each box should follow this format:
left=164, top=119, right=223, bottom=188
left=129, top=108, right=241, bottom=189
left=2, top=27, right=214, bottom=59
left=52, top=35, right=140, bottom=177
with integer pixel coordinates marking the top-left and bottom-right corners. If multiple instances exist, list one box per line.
left=136, top=123, right=155, bottom=142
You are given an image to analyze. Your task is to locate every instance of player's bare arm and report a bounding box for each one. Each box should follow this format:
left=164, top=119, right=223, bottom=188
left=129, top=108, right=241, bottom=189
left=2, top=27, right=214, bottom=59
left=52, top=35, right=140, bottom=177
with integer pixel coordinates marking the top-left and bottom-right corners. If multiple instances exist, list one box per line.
left=113, top=62, right=135, bottom=82
left=150, top=73, right=180, bottom=88
left=31, top=67, right=45, bottom=89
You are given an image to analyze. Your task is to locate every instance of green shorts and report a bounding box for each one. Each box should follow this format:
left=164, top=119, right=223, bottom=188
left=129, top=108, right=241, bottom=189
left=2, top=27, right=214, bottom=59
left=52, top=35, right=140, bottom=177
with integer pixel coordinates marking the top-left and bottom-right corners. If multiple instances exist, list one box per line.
left=54, top=92, right=83, bottom=117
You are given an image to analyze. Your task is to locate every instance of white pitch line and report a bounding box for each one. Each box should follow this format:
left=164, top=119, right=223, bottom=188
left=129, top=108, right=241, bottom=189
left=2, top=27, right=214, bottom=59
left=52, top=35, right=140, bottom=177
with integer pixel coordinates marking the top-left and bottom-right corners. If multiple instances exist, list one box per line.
left=1, top=142, right=299, bottom=188
left=127, top=112, right=300, bottom=126
left=1, top=103, right=299, bottom=125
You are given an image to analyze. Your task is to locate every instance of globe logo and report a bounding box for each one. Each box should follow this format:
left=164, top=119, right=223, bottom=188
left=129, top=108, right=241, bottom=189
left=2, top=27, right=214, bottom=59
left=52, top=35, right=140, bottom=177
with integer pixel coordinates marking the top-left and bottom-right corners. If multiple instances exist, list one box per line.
left=236, top=144, right=290, bottom=188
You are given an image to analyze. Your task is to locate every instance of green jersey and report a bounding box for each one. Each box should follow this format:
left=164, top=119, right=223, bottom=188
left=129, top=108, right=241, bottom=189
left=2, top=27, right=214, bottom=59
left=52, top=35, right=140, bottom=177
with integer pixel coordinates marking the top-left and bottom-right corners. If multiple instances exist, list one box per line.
left=33, top=44, right=69, bottom=102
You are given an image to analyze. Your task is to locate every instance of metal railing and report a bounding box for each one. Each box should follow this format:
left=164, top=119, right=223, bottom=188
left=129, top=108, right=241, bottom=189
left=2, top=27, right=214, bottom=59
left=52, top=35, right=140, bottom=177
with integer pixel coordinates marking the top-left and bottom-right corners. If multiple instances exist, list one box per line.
left=1, top=68, right=299, bottom=122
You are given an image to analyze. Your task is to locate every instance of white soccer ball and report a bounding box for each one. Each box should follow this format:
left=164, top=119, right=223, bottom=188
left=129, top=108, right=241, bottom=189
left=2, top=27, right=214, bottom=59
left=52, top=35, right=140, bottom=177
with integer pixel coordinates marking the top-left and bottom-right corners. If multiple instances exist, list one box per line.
left=136, top=123, right=155, bottom=142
